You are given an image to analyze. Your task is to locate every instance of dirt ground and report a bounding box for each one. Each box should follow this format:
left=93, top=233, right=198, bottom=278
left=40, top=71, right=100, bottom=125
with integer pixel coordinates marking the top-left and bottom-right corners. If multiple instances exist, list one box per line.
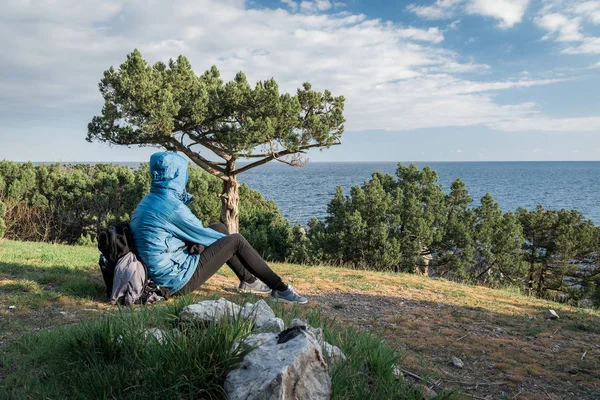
left=198, top=271, right=600, bottom=400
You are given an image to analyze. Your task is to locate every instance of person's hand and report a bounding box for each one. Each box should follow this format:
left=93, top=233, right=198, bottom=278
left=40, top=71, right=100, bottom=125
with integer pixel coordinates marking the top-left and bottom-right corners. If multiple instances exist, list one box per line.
left=187, top=243, right=205, bottom=255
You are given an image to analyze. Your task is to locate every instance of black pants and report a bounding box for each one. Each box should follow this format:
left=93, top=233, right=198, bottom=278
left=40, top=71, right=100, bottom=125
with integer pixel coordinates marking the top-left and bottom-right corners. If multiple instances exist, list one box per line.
left=179, top=223, right=285, bottom=294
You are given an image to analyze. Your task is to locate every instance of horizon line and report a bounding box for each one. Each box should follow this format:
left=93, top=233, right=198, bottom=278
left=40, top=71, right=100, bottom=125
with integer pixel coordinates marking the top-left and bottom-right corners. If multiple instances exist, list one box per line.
left=12, top=159, right=600, bottom=164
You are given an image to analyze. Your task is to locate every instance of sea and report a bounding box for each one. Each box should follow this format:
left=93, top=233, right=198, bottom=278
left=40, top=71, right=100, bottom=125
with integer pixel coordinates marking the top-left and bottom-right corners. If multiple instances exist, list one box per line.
left=236, top=161, right=600, bottom=226
left=34, top=161, right=600, bottom=226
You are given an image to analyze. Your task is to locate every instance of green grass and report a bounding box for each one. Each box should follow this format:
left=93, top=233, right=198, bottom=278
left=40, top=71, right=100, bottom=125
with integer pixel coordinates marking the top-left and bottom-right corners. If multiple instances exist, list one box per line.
left=0, top=240, right=447, bottom=400
left=1, top=294, right=441, bottom=400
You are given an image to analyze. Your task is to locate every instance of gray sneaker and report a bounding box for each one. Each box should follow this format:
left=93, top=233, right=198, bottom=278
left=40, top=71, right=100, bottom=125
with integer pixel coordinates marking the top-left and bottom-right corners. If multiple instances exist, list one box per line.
left=271, top=285, right=308, bottom=304
left=238, top=279, right=271, bottom=294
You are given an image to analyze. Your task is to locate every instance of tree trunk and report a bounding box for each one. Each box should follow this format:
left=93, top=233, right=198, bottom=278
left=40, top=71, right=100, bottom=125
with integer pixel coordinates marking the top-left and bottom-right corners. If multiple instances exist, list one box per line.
left=536, top=259, right=549, bottom=297
left=220, top=171, right=239, bottom=234
left=527, top=247, right=536, bottom=296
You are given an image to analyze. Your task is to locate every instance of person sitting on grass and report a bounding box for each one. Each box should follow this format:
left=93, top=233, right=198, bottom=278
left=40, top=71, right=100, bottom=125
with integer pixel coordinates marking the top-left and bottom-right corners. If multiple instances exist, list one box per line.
left=130, top=151, right=307, bottom=303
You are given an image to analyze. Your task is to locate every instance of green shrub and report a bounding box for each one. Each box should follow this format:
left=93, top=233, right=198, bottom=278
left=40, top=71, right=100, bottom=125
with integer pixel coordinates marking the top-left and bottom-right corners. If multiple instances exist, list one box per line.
left=0, top=199, right=6, bottom=239
left=0, top=162, right=293, bottom=260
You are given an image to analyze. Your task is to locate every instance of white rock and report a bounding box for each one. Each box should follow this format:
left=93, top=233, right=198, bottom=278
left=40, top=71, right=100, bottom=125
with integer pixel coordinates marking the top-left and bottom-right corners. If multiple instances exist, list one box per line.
left=323, top=342, right=346, bottom=362
left=179, top=298, right=241, bottom=323
left=239, top=332, right=275, bottom=350
left=308, top=327, right=324, bottom=343
left=259, top=317, right=285, bottom=332
left=241, top=299, right=281, bottom=331
left=290, top=318, right=308, bottom=328
left=8, top=306, right=16, bottom=311
left=451, top=356, right=464, bottom=368
left=545, top=310, right=560, bottom=320
left=392, top=366, right=402, bottom=378
left=144, top=328, right=166, bottom=344
left=552, top=344, right=560, bottom=352
left=225, top=327, right=331, bottom=400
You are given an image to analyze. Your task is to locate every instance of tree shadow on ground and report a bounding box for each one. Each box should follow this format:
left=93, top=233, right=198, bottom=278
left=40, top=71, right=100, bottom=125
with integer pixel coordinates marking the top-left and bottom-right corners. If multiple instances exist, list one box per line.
left=303, top=290, right=600, bottom=400
left=0, top=261, right=106, bottom=301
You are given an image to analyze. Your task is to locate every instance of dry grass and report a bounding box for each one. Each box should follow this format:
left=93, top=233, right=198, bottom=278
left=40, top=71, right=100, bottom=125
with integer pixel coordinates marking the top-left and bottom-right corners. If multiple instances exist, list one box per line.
left=2, top=240, right=600, bottom=399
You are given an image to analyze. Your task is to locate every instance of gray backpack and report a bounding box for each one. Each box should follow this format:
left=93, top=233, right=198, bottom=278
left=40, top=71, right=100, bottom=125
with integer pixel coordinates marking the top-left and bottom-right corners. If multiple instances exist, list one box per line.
left=109, top=252, right=163, bottom=305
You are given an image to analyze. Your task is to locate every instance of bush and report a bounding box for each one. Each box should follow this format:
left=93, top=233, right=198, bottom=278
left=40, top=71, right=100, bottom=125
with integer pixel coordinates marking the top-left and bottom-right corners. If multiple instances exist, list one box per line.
left=0, top=161, right=293, bottom=260
left=0, top=199, right=6, bottom=239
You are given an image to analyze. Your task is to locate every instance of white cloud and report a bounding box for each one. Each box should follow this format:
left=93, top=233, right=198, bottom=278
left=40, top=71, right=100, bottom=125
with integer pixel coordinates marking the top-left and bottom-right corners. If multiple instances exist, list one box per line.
left=492, top=116, right=600, bottom=132
left=397, top=27, right=445, bottom=43
left=406, top=0, right=459, bottom=20
left=300, top=0, right=332, bottom=12
left=406, top=0, right=530, bottom=28
left=281, top=0, right=298, bottom=11
left=465, top=0, right=530, bottom=28
left=573, top=1, right=600, bottom=24
left=535, top=13, right=584, bottom=42
left=535, top=0, right=600, bottom=54
left=0, top=0, right=596, bottom=138
left=563, top=37, right=600, bottom=54
left=447, top=20, right=461, bottom=30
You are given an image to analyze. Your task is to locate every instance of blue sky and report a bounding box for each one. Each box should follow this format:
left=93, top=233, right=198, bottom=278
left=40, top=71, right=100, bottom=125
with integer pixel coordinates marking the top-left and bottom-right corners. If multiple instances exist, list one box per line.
left=1, top=0, right=600, bottom=162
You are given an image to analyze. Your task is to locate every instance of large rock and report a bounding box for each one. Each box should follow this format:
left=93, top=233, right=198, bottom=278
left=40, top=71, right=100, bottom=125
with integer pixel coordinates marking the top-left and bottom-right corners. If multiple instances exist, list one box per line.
left=241, top=299, right=283, bottom=331
left=260, top=317, right=285, bottom=332
left=225, top=327, right=331, bottom=400
left=179, top=298, right=241, bottom=323
left=289, top=318, right=345, bottom=362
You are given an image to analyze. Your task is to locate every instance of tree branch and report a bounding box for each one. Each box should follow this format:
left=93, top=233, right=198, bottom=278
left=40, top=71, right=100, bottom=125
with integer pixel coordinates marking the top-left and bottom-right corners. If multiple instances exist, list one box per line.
left=168, top=139, right=228, bottom=178
left=187, top=132, right=232, bottom=161
left=232, top=140, right=341, bottom=175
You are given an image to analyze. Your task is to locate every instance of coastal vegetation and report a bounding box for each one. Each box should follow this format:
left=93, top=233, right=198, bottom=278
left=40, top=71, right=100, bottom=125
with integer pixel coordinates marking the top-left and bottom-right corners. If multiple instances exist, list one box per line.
left=0, top=160, right=598, bottom=304
left=87, top=50, right=345, bottom=233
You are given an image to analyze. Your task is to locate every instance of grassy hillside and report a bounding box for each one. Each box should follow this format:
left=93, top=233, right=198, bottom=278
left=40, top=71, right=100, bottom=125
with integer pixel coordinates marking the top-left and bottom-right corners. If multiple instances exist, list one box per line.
left=1, top=239, right=599, bottom=399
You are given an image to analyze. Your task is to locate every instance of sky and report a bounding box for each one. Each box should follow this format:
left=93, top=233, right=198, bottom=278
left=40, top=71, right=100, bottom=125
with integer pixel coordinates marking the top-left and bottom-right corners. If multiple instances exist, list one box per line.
left=1, top=0, right=600, bottom=162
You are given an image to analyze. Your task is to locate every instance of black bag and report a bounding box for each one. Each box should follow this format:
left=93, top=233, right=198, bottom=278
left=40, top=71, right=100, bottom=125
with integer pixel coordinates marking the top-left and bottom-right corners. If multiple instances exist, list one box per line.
left=98, top=222, right=169, bottom=303
left=98, top=222, right=133, bottom=298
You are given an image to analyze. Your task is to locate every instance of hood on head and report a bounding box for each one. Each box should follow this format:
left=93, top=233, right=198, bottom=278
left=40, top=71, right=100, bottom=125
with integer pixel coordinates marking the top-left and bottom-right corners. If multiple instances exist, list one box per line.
left=149, top=152, right=193, bottom=204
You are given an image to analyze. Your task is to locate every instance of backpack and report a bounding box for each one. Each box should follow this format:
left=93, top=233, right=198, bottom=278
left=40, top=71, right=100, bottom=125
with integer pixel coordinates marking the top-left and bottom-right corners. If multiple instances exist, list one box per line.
left=98, top=222, right=169, bottom=305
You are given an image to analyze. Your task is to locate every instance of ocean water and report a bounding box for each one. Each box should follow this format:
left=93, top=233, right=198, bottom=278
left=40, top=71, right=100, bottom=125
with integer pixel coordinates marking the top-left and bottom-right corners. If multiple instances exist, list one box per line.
left=237, top=162, right=600, bottom=226
left=31, top=160, right=600, bottom=226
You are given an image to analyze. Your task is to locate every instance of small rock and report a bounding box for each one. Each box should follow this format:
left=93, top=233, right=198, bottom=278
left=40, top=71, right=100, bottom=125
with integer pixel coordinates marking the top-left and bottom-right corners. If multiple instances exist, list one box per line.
left=451, top=356, right=464, bottom=368
left=8, top=306, right=16, bottom=311
left=144, top=328, right=166, bottom=344
left=392, top=366, right=402, bottom=379
left=545, top=310, right=559, bottom=320
left=414, top=384, right=437, bottom=400
left=552, top=344, right=560, bottom=352
left=323, top=342, right=346, bottom=363
left=241, top=299, right=278, bottom=330
left=180, top=298, right=241, bottom=323
left=290, top=318, right=308, bottom=328
left=580, top=298, right=594, bottom=308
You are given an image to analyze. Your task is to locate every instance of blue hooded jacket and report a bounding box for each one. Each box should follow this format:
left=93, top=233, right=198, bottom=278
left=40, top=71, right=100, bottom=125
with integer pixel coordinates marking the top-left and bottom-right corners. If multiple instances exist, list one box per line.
left=130, top=152, right=225, bottom=293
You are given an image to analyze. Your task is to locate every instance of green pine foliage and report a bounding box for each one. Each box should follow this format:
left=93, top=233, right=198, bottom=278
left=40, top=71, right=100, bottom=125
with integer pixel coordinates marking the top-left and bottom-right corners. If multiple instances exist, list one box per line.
left=0, top=161, right=292, bottom=260
left=87, top=49, right=345, bottom=232
left=290, top=164, right=538, bottom=289
left=518, top=205, right=600, bottom=297
left=0, top=199, right=6, bottom=239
